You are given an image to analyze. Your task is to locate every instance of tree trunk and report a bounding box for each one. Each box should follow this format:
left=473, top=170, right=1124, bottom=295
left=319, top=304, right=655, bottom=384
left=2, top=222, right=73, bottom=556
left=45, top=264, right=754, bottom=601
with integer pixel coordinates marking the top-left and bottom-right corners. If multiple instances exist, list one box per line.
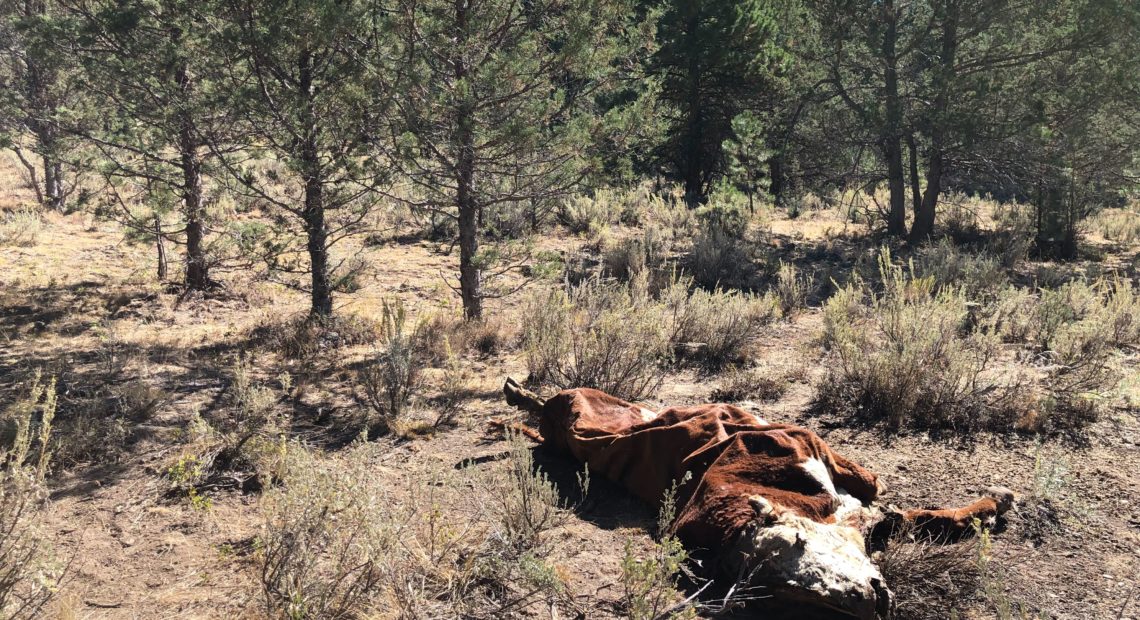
left=299, top=49, right=333, bottom=318
left=154, top=215, right=167, bottom=281
left=907, top=133, right=922, bottom=211
left=884, top=139, right=907, bottom=235
left=304, top=177, right=332, bottom=317
left=175, top=56, right=211, bottom=290
left=178, top=117, right=210, bottom=290
left=41, top=151, right=62, bottom=211
left=909, top=1, right=958, bottom=244
left=23, top=0, right=63, bottom=212
left=911, top=150, right=942, bottom=243
left=881, top=0, right=906, bottom=236
left=12, top=147, right=43, bottom=205
left=768, top=155, right=784, bottom=206
left=455, top=0, right=482, bottom=320
left=681, top=12, right=704, bottom=207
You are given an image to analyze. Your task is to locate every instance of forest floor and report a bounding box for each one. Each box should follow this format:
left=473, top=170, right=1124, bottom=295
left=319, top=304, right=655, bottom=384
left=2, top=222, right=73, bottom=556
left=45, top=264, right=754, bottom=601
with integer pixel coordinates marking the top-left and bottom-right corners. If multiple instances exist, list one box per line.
left=2, top=164, right=1139, bottom=619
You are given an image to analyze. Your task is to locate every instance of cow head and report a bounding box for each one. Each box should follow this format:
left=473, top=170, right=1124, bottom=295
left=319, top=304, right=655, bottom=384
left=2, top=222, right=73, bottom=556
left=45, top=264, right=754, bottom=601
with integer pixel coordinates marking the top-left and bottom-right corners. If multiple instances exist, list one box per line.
left=730, top=496, right=889, bottom=620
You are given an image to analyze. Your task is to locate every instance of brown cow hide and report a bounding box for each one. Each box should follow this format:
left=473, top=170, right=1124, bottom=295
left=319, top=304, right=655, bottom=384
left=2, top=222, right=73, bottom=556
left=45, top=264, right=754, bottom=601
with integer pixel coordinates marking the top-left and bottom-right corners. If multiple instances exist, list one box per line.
left=502, top=379, right=1013, bottom=619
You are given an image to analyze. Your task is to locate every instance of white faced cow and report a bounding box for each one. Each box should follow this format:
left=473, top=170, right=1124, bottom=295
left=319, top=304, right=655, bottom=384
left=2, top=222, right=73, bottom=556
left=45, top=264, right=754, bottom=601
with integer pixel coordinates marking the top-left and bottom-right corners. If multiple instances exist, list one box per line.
left=501, top=378, right=1014, bottom=619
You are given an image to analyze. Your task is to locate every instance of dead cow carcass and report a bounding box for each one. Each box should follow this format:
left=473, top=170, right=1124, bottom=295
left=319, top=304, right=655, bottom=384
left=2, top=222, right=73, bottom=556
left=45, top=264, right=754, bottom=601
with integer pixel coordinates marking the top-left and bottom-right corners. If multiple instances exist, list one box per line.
left=502, top=378, right=1013, bottom=619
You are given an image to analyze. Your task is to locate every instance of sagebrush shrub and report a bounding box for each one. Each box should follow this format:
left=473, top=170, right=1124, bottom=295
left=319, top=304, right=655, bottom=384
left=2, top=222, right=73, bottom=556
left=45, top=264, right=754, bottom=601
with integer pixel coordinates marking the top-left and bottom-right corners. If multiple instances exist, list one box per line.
left=169, top=357, right=286, bottom=497
left=818, top=248, right=1024, bottom=430
left=258, top=444, right=389, bottom=620
left=979, top=286, right=1037, bottom=343
left=602, top=226, right=674, bottom=283
left=1033, top=280, right=1101, bottom=351
left=559, top=191, right=616, bottom=234
left=710, top=366, right=788, bottom=402
left=915, top=239, right=1007, bottom=303
left=358, top=299, right=427, bottom=434
left=489, top=433, right=562, bottom=551
left=775, top=260, right=812, bottom=315
left=688, top=188, right=758, bottom=289
left=621, top=475, right=696, bottom=620
left=1087, top=206, right=1140, bottom=243
left=252, top=312, right=379, bottom=359
left=663, top=276, right=780, bottom=366
left=0, top=373, right=62, bottom=620
left=521, top=276, right=671, bottom=400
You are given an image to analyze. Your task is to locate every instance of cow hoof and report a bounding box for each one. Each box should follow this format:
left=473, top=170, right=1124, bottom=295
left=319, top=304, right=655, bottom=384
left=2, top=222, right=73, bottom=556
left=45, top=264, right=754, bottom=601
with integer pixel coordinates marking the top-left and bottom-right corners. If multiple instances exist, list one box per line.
left=984, top=486, right=1016, bottom=514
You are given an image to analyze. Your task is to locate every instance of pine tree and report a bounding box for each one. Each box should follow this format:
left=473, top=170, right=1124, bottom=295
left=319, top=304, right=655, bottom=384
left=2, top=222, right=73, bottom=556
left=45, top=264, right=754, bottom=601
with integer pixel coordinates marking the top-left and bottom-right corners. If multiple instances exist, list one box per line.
left=0, top=0, right=79, bottom=211
left=66, top=0, right=223, bottom=289
left=722, top=111, right=771, bottom=213
left=390, top=0, right=636, bottom=319
left=212, top=0, right=391, bottom=317
left=651, top=0, right=790, bottom=206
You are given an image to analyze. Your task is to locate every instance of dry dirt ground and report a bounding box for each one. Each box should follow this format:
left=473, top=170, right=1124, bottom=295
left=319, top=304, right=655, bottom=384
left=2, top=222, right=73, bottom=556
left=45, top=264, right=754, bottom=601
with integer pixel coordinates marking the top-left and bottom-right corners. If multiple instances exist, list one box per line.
left=2, top=176, right=1139, bottom=618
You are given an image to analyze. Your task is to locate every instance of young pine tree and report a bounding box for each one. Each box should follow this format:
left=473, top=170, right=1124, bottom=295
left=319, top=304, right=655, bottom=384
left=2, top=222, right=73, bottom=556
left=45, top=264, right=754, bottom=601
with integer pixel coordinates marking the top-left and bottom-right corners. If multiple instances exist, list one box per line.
left=68, top=0, right=223, bottom=289
left=212, top=0, right=391, bottom=317
left=390, top=0, right=637, bottom=320
left=722, top=111, right=771, bottom=214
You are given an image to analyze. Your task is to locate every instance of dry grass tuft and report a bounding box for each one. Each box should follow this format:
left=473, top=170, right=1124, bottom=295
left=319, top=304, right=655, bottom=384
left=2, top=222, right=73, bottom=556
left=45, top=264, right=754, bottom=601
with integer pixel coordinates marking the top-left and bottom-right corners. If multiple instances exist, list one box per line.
left=0, top=207, right=43, bottom=247
left=877, top=530, right=982, bottom=620
left=710, top=366, right=788, bottom=402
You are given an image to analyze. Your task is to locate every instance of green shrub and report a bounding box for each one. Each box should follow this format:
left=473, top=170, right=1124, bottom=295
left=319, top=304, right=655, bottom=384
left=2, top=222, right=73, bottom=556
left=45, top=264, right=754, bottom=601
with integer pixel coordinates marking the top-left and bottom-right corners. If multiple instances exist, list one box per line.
left=358, top=299, right=427, bottom=435
left=818, top=248, right=1024, bottom=430
left=521, top=276, right=671, bottom=401
left=620, top=475, right=696, bottom=620
left=664, top=276, right=781, bottom=367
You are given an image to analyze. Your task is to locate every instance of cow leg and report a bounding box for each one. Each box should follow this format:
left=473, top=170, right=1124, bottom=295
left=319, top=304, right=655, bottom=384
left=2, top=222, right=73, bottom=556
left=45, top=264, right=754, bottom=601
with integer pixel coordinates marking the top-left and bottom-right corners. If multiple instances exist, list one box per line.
left=503, top=377, right=545, bottom=414
left=872, top=486, right=1016, bottom=544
